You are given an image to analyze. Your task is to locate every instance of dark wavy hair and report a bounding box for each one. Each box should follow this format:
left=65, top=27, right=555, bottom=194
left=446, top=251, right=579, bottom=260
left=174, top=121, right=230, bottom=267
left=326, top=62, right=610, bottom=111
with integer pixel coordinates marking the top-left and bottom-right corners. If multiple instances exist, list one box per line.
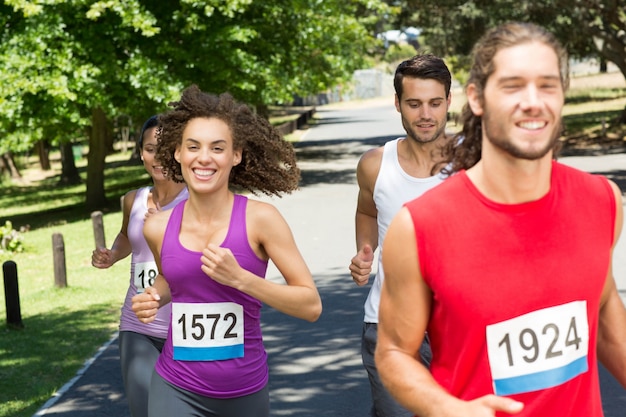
left=156, top=85, right=300, bottom=197
left=136, top=114, right=159, bottom=151
left=443, top=22, right=569, bottom=175
left=394, top=53, right=452, bottom=100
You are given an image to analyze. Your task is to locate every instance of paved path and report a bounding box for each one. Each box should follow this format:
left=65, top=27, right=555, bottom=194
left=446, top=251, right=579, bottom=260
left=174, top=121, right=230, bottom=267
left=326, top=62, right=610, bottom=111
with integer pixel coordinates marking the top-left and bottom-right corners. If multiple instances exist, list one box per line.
left=34, top=97, right=626, bottom=416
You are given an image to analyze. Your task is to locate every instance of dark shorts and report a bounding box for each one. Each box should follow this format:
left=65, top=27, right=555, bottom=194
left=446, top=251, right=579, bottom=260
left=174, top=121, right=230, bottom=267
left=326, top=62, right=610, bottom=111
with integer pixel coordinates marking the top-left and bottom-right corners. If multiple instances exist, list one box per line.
left=119, top=331, right=165, bottom=417
left=149, top=371, right=270, bottom=417
left=361, top=322, right=432, bottom=417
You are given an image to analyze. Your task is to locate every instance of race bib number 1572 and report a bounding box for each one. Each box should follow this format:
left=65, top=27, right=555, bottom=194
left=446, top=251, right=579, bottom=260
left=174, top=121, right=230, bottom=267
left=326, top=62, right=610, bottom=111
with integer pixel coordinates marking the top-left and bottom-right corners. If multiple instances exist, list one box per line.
left=486, top=301, right=589, bottom=396
left=171, top=302, right=244, bottom=362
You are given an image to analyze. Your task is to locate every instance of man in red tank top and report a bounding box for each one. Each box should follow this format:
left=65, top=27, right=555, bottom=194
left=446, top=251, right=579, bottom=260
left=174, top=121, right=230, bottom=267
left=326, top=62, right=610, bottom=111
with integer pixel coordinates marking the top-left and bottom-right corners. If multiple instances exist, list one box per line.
left=375, top=22, right=626, bottom=417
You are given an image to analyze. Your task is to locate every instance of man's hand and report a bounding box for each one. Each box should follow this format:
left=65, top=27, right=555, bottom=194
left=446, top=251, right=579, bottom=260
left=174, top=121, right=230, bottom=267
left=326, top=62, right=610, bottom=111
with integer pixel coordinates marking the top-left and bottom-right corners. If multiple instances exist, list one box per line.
left=349, top=244, right=374, bottom=286
left=443, top=395, right=524, bottom=417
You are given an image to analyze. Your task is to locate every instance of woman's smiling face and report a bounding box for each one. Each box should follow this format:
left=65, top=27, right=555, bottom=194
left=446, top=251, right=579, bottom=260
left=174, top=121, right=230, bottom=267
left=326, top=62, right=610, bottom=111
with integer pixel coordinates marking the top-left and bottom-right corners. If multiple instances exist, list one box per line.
left=174, top=117, right=242, bottom=192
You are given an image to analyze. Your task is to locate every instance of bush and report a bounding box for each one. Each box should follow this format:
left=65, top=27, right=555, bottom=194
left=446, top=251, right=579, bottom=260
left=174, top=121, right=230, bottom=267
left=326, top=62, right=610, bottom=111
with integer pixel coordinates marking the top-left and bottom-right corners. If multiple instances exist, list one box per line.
left=383, top=43, right=418, bottom=64
left=0, top=220, right=25, bottom=254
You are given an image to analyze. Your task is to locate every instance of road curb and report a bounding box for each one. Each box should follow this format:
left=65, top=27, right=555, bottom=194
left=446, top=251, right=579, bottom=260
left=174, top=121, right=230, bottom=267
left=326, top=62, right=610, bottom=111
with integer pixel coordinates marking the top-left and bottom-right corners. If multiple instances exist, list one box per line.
left=32, top=333, right=119, bottom=416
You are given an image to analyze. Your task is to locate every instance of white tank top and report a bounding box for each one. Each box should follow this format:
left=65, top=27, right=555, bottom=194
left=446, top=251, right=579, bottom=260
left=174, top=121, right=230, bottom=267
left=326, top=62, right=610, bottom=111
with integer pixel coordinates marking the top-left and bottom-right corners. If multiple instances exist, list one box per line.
left=119, top=186, right=189, bottom=336
left=363, top=138, right=446, bottom=323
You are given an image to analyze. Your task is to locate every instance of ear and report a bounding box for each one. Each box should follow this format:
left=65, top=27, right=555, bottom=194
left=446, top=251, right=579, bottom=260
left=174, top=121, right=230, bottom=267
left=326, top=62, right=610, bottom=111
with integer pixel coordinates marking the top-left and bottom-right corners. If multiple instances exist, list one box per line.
left=394, top=94, right=401, bottom=113
left=233, top=149, right=242, bottom=166
left=466, top=83, right=484, bottom=116
left=174, top=146, right=181, bottom=163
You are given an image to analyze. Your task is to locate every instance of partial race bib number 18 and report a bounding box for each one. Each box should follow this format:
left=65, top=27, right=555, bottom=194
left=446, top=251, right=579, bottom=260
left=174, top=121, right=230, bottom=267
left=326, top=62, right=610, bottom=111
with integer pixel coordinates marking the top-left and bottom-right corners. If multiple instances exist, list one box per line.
left=133, top=261, right=158, bottom=293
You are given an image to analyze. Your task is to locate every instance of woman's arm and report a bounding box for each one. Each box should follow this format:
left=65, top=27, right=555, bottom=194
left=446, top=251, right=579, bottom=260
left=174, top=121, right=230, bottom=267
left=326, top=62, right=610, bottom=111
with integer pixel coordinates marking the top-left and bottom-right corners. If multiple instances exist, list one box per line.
left=201, top=200, right=321, bottom=322
left=91, top=189, right=136, bottom=268
left=132, top=209, right=172, bottom=323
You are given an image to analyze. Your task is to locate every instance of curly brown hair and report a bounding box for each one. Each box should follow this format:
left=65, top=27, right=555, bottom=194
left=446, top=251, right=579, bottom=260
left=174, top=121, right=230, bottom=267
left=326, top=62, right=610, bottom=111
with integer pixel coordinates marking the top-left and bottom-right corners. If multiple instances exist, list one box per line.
left=443, top=22, right=568, bottom=175
left=156, top=85, right=300, bottom=197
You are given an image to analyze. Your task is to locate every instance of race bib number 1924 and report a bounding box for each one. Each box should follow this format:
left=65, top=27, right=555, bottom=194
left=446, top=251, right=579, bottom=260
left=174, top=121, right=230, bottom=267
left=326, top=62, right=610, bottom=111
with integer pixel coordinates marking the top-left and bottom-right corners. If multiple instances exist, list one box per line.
left=486, top=301, right=589, bottom=396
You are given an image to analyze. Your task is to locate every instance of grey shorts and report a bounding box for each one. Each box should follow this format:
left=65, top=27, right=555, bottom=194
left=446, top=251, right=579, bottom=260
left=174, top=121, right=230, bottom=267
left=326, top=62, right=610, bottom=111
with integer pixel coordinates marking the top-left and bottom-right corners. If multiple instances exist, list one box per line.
left=149, top=371, right=269, bottom=417
left=361, top=322, right=432, bottom=417
left=119, top=330, right=165, bottom=417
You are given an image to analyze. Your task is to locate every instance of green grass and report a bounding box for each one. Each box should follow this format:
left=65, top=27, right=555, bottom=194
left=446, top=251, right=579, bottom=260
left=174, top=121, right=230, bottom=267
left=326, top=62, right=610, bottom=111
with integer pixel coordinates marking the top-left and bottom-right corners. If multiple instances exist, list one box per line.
left=0, top=152, right=143, bottom=417
left=565, top=87, right=626, bottom=105
left=1, top=154, right=149, bottom=230
left=562, top=88, right=626, bottom=136
left=0, top=216, right=130, bottom=417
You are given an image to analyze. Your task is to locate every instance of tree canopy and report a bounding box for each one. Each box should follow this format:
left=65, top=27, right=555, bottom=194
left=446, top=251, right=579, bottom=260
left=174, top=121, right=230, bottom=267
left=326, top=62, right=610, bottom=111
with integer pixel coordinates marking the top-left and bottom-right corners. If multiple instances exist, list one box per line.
left=0, top=0, right=387, bottom=208
left=387, top=0, right=626, bottom=84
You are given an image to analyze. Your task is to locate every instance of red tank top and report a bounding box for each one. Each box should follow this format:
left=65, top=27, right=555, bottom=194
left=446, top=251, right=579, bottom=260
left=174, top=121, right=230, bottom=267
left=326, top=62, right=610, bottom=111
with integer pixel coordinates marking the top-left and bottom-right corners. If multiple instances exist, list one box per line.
left=405, top=161, right=615, bottom=416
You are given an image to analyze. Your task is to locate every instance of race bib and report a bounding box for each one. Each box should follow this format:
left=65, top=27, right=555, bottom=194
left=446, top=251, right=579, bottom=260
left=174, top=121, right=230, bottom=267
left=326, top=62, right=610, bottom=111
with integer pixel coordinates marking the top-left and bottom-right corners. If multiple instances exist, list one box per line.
left=134, top=261, right=158, bottom=293
left=172, top=302, right=244, bottom=361
left=486, top=301, right=589, bottom=396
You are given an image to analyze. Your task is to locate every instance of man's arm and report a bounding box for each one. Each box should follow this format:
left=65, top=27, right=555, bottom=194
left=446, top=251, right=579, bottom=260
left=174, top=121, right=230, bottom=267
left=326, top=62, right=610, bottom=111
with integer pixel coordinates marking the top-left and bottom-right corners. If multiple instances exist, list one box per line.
left=350, top=148, right=382, bottom=286
left=597, top=180, right=626, bottom=387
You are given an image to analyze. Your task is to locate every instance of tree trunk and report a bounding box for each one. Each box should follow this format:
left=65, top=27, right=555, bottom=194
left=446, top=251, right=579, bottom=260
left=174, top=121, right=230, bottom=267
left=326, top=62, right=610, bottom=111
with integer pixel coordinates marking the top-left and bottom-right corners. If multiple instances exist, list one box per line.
left=619, top=106, right=626, bottom=125
left=58, top=142, right=81, bottom=185
left=36, top=140, right=51, bottom=171
left=2, top=152, right=22, bottom=179
left=85, top=106, right=108, bottom=211
left=105, top=118, right=115, bottom=154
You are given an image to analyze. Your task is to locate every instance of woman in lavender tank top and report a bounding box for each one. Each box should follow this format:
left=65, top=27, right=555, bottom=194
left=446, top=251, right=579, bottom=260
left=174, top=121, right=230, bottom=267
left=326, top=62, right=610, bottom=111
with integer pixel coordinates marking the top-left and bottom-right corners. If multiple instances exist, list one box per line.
left=131, top=86, right=322, bottom=417
left=91, top=115, right=188, bottom=417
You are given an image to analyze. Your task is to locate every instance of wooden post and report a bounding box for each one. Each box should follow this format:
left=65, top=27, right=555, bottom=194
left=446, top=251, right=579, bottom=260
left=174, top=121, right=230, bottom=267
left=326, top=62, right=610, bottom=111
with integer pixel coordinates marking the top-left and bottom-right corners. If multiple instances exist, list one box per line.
left=52, top=233, right=67, bottom=288
left=3, top=260, right=24, bottom=329
left=91, top=211, right=106, bottom=249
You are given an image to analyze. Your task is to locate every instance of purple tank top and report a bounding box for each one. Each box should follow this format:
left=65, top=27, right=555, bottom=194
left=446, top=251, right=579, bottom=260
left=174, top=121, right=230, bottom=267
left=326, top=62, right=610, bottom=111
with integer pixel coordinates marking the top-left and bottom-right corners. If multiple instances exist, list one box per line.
left=119, top=186, right=188, bottom=337
left=155, top=194, right=269, bottom=398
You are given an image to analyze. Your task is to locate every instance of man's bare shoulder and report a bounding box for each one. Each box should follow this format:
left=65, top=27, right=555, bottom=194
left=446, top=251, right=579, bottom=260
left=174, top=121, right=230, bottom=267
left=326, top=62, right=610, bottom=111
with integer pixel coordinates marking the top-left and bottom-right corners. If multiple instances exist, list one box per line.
left=357, top=145, right=386, bottom=178
left=359, top=145, right=385, bottom=164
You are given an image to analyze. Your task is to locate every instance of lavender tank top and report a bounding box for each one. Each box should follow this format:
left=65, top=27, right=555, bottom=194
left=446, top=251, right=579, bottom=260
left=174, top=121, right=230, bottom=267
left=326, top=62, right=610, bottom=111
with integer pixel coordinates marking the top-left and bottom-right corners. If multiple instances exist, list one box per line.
left=119, top=186, right=189, bottom=337
left=155, top=194, right=270, bottom=398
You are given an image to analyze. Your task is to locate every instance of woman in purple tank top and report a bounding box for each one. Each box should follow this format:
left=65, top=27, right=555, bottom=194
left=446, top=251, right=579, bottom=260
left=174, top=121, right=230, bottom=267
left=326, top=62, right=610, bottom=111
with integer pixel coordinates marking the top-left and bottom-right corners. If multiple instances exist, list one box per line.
left=91, top=115, right=188, bottom=417
left=131, top=86, right=322, bottom=417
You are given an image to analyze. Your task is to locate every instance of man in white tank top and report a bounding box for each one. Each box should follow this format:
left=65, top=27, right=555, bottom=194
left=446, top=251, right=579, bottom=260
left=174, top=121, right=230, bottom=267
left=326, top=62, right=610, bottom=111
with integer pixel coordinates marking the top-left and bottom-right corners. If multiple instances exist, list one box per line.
left=349, top=54, right=453, bottom=417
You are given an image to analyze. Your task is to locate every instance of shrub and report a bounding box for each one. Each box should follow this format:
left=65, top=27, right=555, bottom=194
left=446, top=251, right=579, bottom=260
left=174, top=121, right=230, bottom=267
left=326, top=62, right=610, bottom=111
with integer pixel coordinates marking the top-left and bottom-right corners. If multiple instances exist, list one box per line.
left=0, top=221, right=25, bottom=254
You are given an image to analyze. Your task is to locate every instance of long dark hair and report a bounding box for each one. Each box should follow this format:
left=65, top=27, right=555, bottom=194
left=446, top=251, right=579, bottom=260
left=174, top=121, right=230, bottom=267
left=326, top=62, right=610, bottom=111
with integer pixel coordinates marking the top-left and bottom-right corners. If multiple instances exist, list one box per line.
left=443, top=22, right=569, bottom=175
left=137, top=115, right=159, bottom=151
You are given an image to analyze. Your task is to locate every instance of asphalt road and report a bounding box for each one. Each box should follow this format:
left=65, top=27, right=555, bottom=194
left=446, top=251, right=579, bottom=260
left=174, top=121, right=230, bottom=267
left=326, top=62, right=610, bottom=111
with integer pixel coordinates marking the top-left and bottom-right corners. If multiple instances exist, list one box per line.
left=34, top=96, right=626, bottom=416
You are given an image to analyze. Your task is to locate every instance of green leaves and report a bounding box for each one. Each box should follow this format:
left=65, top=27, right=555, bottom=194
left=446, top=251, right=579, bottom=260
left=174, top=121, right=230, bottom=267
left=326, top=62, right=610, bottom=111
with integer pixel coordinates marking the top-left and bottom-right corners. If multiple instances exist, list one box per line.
left=392, top=0, right=626, bottom=87
left=0, top=221, right=25, bottom=254
left=86, top=0, right=160, bottom=36
left=0, top=0, right=387, bottom=155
